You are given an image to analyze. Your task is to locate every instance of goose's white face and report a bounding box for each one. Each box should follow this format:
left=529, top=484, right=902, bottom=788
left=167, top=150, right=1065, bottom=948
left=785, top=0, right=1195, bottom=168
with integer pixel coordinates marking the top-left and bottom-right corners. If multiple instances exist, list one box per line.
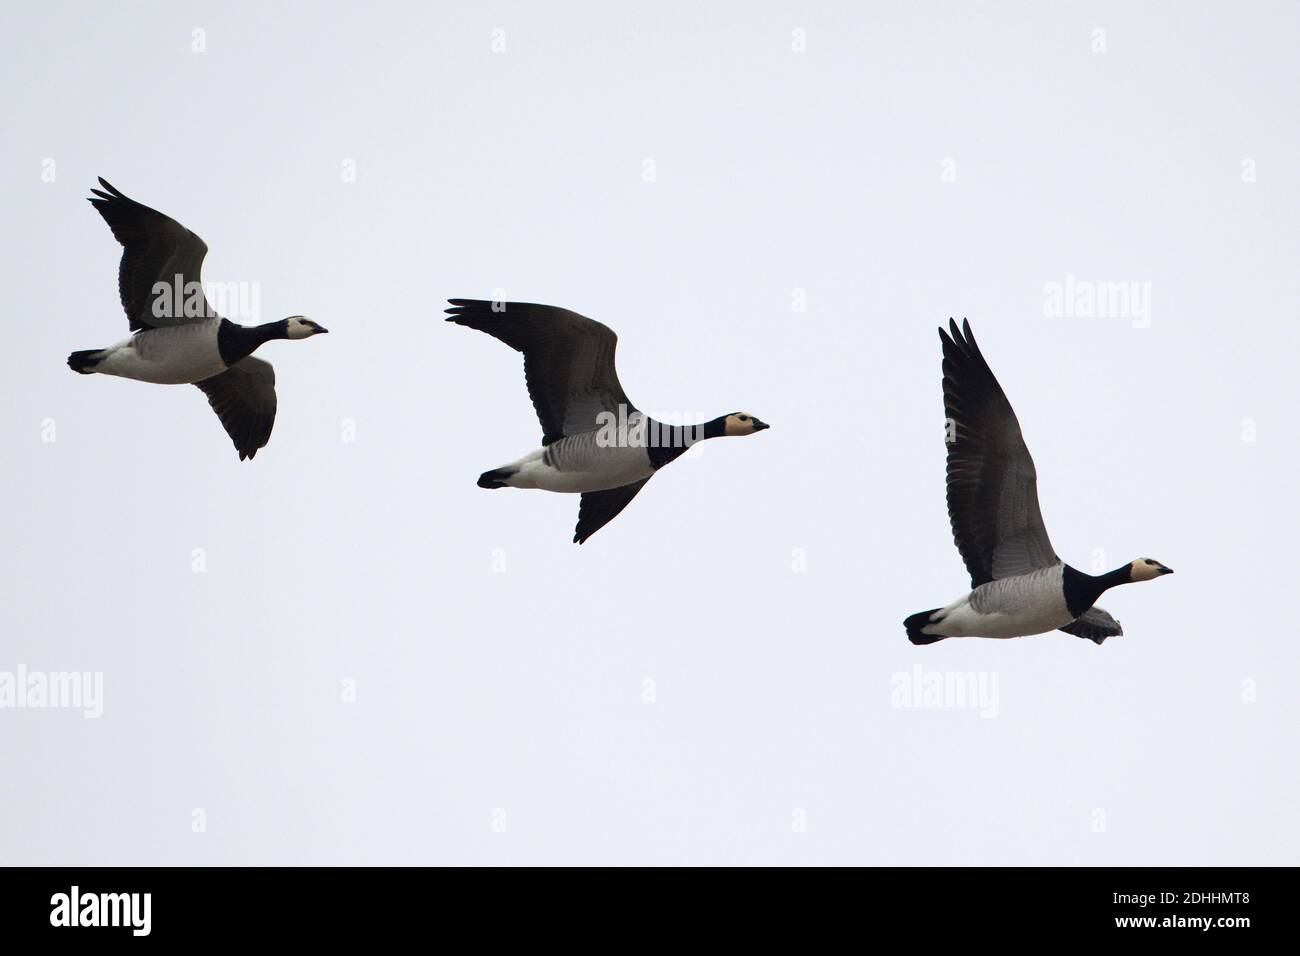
left=286, top=315, right=328, bottom=340
left=724, top=412, right=770, bottom=436
left=1131, top=558, right=1174, bottom=582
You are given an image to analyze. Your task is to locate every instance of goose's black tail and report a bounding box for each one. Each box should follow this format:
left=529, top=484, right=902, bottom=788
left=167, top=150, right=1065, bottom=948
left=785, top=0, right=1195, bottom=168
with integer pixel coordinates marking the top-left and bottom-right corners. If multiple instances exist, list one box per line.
left=67, top=349, right=105, bottom=374
left=477, top=467, right=516, bottom=489
left=905, top=609, right=948, bottom=646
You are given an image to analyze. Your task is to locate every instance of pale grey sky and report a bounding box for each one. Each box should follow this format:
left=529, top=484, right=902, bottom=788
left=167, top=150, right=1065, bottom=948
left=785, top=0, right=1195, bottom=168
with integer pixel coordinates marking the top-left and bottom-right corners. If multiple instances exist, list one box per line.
left=0, top=1, right=1296, bottom=865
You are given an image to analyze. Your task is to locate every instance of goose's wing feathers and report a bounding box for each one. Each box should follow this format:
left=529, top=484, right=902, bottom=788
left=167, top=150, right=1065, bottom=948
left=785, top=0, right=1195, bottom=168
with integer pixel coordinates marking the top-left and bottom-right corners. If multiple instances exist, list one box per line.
left=941, top=318, right=1059, bottom=586
left=88, top=178, right=212, bottom=331
left=574, top=478, right=650, bottom=544
left=1060, top=606, right=1122, bottom=644
left=445, top=299, right=634, bottom=445
left=194, top=357, right=277, bottom=461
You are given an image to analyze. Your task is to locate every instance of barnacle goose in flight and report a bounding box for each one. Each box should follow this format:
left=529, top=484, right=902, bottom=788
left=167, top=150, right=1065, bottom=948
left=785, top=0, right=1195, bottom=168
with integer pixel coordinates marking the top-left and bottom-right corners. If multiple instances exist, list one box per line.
left=904, top=319, right=1172, bottom=645
left=68, top=179, right=327, bottom=460
left=446, top=299, right=769, bottom=543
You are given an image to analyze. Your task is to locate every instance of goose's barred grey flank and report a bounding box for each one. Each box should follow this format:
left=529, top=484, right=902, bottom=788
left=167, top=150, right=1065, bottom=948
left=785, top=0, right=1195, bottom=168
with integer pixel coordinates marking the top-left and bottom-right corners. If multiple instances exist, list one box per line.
left=904, top=319, right=1172, bottom=645
left=446, top=299, right=770, bottom=543
left=68, top=178, right=327, bottom=459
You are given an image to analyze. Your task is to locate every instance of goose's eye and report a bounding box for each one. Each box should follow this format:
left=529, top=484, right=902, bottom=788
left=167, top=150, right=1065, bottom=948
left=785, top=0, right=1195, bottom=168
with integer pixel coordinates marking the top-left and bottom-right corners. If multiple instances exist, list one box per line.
left=739, top=415, right=749, bottom=422
left=1144, top=559, right=1156, bottom=566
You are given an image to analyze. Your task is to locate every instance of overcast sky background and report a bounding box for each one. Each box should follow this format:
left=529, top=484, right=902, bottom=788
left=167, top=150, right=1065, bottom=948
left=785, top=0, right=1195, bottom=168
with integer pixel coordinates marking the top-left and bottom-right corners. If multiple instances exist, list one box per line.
left=1, top=1, right=1296, bottom=865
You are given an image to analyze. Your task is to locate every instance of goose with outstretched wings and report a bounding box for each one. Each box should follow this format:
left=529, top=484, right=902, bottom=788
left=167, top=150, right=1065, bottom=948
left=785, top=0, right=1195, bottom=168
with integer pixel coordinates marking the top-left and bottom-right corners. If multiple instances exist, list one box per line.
left=904, top=319, right=1172, bottom=645
left=446, top=299, right=769, bottom=543
left=68, top=178, right=327, bottom=459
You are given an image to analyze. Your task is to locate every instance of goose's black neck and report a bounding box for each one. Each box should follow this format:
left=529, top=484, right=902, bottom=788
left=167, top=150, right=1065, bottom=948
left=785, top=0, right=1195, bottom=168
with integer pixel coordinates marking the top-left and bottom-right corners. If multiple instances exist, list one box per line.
left=646, top=416, right=727, bottom=469
left=1062, top=564, right=1133, bottom=618
left=217, top=318, right=288, bottom=366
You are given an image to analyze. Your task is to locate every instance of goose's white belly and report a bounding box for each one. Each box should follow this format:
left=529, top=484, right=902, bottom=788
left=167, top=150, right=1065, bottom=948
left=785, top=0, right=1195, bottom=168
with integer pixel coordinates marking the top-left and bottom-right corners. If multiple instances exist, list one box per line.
left=927, top=565, right=1074, bottom=639
left=96, top=321, right=226, bottom=385
left=505, top=440, right=653, bottom=493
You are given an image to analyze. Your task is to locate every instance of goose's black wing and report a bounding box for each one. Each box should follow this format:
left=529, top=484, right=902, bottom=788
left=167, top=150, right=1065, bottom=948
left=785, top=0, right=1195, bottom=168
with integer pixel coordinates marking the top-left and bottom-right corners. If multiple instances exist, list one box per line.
left=1060, top=606, right=1122, bottom=644
left=941, top=319, right=1059, bottom=586
left=194, top=357, right=277, bottom=460
left=445, top=299, right=635, bottom=445
left=574, top=479, right=650, bottom=544
left=87, top=178, right=213, bottom=330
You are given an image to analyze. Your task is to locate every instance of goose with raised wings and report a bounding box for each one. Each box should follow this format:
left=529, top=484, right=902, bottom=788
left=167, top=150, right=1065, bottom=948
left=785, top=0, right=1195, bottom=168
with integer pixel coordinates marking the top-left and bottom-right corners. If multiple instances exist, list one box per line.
left=446, top=299, right=769, bottom=543
left=69, top=178, right=327, bottom=460
left=904, top=320, right=1172, bottom=645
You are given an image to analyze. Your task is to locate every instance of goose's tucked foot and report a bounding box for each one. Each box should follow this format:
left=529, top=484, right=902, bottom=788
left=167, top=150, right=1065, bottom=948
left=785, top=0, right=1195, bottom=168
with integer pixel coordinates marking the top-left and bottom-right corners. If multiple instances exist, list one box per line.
left=67, top=349, right=105, bottom=374
left=904, top=608, right=947, bottom=645
left=478, top=467, right=517, bottom=489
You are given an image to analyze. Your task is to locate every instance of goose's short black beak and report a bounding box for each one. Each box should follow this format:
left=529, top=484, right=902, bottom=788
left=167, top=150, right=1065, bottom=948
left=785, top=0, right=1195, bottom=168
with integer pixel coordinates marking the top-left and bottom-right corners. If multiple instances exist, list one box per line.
left=753, top=419, right=770, bottom=431
left=316, top=326, right=329, bottom=334
left=1159, top=566, right=1174, bottom=575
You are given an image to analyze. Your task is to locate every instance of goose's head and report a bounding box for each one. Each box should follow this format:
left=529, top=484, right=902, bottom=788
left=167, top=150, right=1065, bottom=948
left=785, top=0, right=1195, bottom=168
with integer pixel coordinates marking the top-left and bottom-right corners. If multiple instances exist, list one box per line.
left=1129, top=558, right=1174, bottom=582
left=285, top=315, right=329, bottom=340
left=723, top=412, right=770, bottom=436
